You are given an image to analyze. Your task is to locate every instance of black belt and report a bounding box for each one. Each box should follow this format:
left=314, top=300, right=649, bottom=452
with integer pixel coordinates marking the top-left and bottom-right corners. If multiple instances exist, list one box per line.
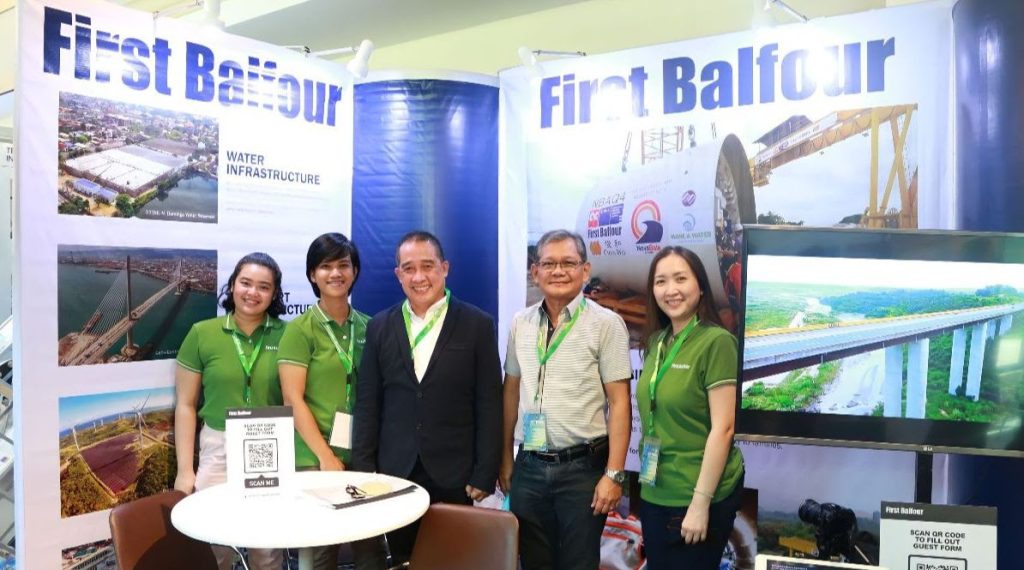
left=522, top=436, right=608, bottom=463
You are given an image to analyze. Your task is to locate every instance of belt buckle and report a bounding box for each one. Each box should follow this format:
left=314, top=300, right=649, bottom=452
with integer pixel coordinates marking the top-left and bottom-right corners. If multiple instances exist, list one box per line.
left=534, top=450, right=559, bottom=462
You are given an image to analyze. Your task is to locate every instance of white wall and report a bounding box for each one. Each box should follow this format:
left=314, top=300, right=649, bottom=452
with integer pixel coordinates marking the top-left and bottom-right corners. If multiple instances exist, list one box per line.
left=0, top=142, right=11, bottom=322
left=348, top=0, right=897, bottom=73
left=0, top=3, right=14, bottom=95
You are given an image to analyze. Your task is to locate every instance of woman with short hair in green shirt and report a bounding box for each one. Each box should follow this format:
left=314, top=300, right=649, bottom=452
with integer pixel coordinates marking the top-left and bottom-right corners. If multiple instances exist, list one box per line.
left=174, top=252, right=287, bottom=570
left=278, top=233, right=370, bottom=569
left=637, top=246, right=745, bottom=570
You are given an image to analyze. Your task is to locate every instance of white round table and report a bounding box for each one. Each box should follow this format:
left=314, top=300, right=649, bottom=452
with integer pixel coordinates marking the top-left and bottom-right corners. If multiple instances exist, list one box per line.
left=171, top=471, right=430, bottom=570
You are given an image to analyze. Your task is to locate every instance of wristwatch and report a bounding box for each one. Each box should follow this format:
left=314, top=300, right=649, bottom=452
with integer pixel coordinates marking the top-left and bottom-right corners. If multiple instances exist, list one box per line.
left=604, top=468, right=626, bottom=485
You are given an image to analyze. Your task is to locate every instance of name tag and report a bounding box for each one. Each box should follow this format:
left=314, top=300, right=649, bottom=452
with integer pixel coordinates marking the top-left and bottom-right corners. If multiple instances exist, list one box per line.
left=329, top=412, right=353, bottom=449
left=523, top=412, right=548, bottom=451
left=639, top=436, right=661, bottom=486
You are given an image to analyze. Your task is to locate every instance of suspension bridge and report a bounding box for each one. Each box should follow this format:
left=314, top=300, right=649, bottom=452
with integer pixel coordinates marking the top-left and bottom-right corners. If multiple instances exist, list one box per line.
left=59, top=258, right=190, bottom=366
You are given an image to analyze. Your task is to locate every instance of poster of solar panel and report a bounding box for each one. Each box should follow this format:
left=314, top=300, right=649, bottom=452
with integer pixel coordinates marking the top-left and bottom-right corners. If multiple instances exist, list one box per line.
left=58, top=387, right=175, bottom=518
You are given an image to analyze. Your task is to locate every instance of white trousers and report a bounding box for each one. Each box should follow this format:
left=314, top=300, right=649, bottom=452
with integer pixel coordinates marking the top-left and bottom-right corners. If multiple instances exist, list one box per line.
left=196, top=425, right=285, bottom=570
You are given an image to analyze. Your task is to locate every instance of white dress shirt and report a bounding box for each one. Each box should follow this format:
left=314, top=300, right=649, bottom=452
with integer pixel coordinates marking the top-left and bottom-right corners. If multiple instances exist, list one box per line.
left=405, top=295, right=449, bottom=382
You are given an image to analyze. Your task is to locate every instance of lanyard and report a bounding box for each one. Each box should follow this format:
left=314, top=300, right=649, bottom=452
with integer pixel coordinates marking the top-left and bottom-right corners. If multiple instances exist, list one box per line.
left=645, top=317, right=698, bottom=436
left=533, top=298, right=586, bottom=406
left=228, top=314, right=268, bottom=405
left=315, top=304, right=359, bottom=413
left=315, top=304, right=356, bottom=374
left=402, top=289, right=451, bottom=352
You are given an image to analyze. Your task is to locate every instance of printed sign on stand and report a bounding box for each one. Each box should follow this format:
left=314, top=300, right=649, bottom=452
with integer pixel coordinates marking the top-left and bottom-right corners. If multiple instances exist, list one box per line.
left=880, top=502, right=997, bottom=570
left=225, top=406, right=295, bottom=493
left=756, top=555, right=885, bottom=569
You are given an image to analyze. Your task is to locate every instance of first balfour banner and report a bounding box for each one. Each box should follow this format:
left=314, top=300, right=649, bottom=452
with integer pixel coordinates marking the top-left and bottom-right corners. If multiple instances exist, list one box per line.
left=498, top=0, right=952, bottom=472
left=15, top=0, right=354, bottom=566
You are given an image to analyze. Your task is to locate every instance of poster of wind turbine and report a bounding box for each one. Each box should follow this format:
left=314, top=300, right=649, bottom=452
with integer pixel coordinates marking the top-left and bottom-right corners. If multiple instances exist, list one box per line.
left=57, top=387, right=175, bottom=518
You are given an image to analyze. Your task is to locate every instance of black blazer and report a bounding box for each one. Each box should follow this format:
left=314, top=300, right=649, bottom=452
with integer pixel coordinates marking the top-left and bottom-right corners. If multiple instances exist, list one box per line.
left=352, top=297, right=502, bottom=491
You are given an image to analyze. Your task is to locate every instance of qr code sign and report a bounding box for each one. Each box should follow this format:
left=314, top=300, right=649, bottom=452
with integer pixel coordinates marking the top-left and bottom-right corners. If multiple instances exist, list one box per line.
left=243, top=438, right=278, bottom=474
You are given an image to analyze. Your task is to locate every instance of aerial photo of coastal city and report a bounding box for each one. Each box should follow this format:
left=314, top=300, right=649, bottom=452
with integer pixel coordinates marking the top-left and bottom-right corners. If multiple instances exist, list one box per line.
left=57, top=93, right=219, bottom=223
left=57, top=245, right=217, bottom=366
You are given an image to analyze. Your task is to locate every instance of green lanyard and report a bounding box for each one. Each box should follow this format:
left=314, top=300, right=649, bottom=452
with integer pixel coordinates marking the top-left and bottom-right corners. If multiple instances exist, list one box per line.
left=645, top=317, right=698, bottom=436
left=402, top=289, right=451, bottom=352
left=533, top=298, right=586, bottom=405
left=315, top=304, right=358, bottom=413
left=228, top=315, right=268, bottom=405
left=315, top=304, right=356, bottom=374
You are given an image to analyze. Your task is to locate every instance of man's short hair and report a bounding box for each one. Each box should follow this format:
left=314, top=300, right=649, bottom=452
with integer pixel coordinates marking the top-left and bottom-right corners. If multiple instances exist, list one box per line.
left=535, top=229, right=587, bottom=263
left=395, top=230, right=446, bottom=265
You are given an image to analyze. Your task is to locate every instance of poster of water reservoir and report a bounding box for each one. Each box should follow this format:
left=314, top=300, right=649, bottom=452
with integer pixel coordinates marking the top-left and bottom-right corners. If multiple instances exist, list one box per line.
left=57, top=93, right=219, bottom=223
left=742, top=255, right=1024, bottom=424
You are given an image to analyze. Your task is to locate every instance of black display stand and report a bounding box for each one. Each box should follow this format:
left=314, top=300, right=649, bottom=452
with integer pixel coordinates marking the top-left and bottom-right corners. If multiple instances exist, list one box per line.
left=914, top=451, right=933, bottom=504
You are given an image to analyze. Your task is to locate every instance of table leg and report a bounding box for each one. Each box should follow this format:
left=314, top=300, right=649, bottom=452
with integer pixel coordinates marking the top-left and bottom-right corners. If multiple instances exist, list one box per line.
left=298, top=547, right=314, bottom=570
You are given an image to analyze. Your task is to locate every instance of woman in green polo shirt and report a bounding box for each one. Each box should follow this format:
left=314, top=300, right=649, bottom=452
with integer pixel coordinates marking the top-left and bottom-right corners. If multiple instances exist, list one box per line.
left=278, top=233, right=370, bottom=569
left=637, top=246, right=745, bottom=570
left=174, top=252, right=286, bottom=570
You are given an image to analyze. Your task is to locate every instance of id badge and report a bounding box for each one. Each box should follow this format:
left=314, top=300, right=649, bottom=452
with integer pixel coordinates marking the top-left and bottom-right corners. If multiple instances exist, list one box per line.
left=522, top=412, right=548, bottom=451
left=639, top=436, right=661, bottom=486
left=328, top=411, right=353, bottom=449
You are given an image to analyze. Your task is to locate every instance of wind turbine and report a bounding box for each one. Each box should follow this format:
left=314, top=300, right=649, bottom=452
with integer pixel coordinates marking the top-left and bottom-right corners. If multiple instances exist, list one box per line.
left=131, top=393, right=151, bottom=444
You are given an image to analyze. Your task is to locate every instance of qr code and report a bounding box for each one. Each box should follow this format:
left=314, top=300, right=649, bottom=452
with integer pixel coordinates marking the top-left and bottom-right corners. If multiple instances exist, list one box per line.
left=243, top=438, right=278, bottom=474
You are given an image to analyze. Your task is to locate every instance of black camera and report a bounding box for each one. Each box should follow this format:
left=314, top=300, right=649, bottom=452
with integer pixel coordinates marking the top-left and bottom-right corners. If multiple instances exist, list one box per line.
left=798, top=499, right=876, bottom=564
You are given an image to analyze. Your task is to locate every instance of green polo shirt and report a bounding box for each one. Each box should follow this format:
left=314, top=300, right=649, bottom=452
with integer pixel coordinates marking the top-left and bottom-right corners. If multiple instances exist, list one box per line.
left=277, top=304, right=368, bottom=468
left=177, top=314, right=285, bottom=431
left=636, top=323, right=744, bottom=507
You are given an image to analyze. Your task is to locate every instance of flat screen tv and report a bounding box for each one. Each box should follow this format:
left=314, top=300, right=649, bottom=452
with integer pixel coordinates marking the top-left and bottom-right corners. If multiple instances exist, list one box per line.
left=736, top=226, right=1024, bottom=457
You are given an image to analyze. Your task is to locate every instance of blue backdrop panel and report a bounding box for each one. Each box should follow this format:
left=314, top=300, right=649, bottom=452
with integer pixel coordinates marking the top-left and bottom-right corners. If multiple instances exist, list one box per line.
left=954, top=0, right=1024, bottom=232
left=952, top=3, right=1024, bottom=568
left=352, top=79, right=499, bottom=318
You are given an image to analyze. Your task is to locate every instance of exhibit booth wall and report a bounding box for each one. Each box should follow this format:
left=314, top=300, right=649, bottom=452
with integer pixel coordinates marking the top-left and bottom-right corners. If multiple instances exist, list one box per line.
left=11, top=0, right=1023, bottom=567
left=14, top=0, right=356, bottom=566
left=948, top=1, right=1024, bottom=567
left=14, top=0, right=501, bottom=566
left=497, top=1, right=966, bottom=564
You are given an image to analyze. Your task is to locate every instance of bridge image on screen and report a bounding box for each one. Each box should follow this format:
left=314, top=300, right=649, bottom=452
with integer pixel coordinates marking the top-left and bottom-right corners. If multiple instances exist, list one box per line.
left=741, top=254, right=1024, bottom=425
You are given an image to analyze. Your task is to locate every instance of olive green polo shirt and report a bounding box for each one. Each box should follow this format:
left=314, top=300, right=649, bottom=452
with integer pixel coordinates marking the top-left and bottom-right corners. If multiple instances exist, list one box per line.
left=177, top=314, right=285, bottom=431
left=636, top=323, right=745, bottom=507
left=277, top=304, right=368, bottom=468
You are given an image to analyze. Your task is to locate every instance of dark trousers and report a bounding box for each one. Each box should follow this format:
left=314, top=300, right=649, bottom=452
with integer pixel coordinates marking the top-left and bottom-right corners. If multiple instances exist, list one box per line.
left=639, top=476, right=744, bottom=570
left=354, top=457, right=472, bottom=569
left=509, top=448, right=609, bottom=570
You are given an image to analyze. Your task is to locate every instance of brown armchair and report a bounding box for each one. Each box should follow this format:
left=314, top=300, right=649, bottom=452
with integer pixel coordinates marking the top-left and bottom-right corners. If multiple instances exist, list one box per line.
left=108, top=490, right=218, bottom=570
left=408, top=504, right=518, bottom=570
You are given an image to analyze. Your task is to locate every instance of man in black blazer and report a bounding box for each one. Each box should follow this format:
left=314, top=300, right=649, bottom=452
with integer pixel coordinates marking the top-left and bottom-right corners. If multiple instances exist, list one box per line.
left=352, top=230, right=502, bottom=567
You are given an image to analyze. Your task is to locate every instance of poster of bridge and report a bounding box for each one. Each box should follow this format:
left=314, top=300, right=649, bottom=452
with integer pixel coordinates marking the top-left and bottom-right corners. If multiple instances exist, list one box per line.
left=741, top=255, right=1024, bottom=424
left=56, top=245, right=217, bottom=366
left=57, top=92, right=219, bottom=223
left=57, top=387, right=174, bottom=519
